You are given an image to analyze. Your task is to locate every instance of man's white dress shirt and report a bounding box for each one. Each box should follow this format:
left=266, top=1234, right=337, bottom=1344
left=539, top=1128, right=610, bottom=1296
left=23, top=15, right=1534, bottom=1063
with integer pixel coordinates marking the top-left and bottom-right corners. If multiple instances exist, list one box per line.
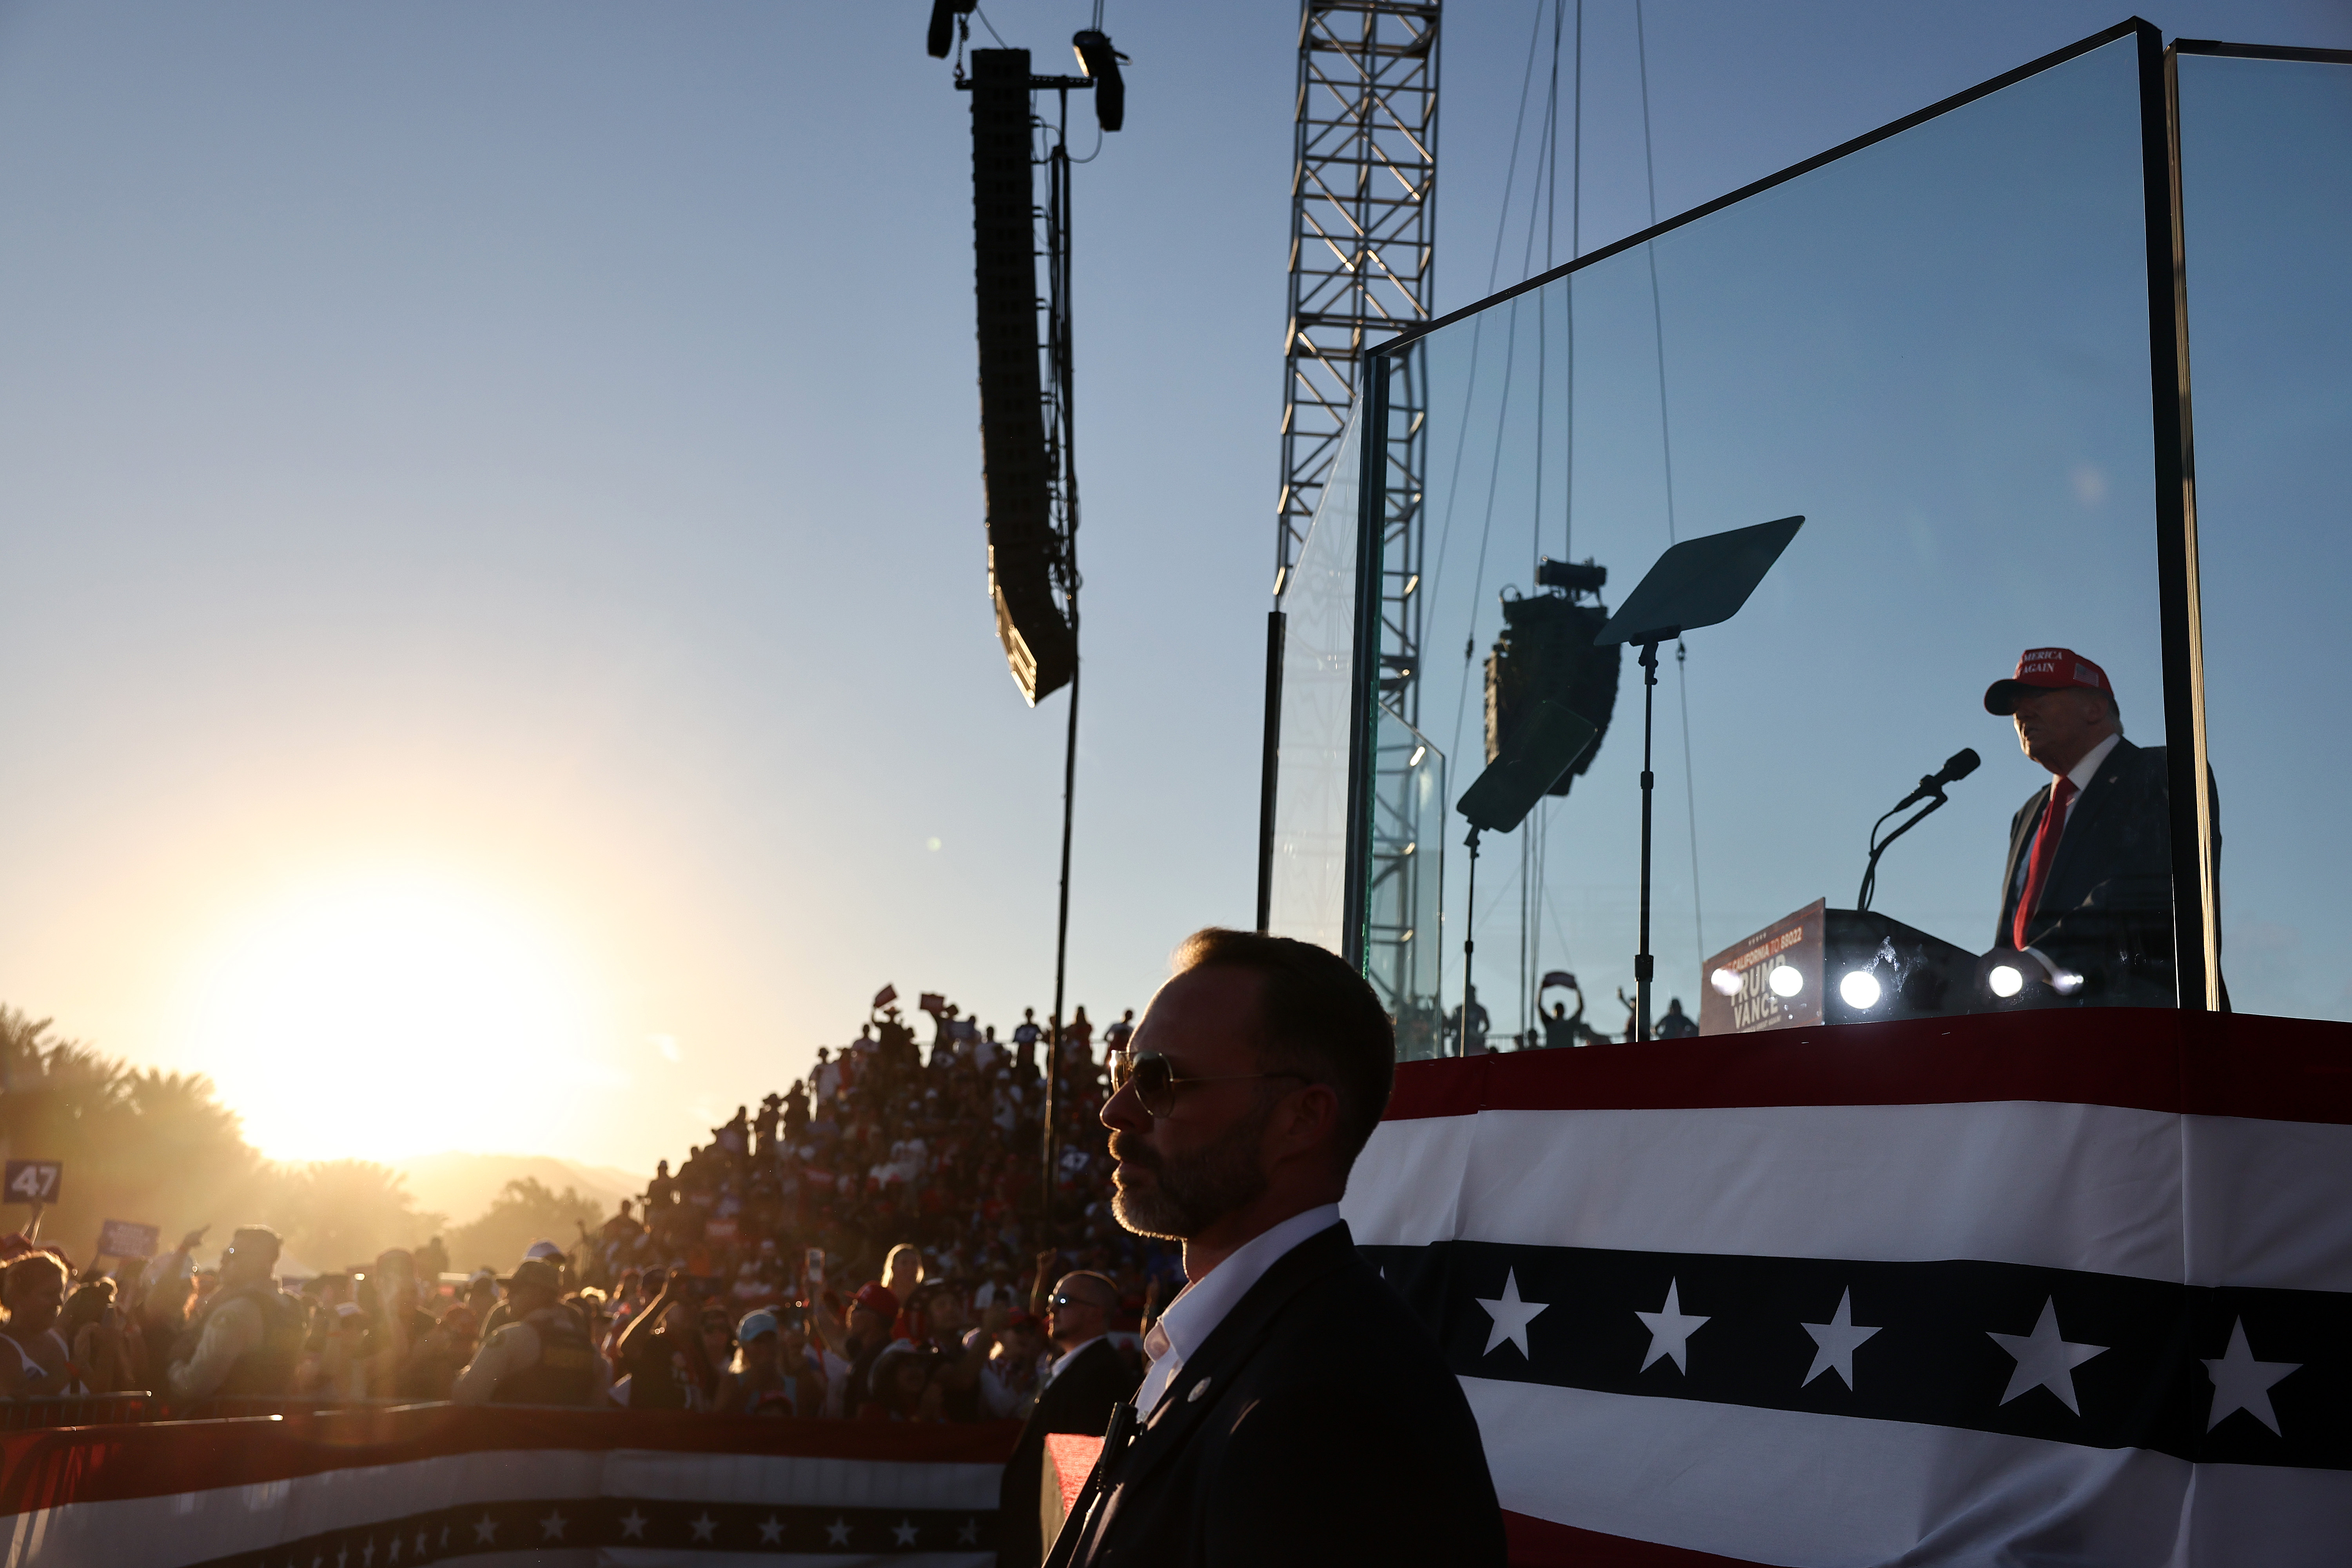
left=1133, top=1203, right=1342, bottom=1416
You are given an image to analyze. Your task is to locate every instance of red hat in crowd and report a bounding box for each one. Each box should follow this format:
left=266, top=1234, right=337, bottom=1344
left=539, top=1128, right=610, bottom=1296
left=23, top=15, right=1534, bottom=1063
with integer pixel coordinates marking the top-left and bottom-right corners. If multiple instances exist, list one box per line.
left=852, top=1282, right=900, bottom=1319
left=1984, top=647, right=2114, bottom=715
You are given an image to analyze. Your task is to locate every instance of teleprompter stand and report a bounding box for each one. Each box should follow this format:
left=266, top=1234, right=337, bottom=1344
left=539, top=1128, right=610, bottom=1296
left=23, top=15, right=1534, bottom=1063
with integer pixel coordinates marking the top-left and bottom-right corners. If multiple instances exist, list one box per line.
left=1595, top=515, right=1803, bottom=1041
left=1453, top=700, right=1599, bottom=1058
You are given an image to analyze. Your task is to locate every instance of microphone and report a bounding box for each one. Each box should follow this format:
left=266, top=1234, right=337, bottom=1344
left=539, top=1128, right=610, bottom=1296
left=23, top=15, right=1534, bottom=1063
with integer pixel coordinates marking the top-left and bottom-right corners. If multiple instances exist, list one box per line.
left=1858, top=748, right=1981, bottom=912
left=1892, top=748, right=1981, bottom=810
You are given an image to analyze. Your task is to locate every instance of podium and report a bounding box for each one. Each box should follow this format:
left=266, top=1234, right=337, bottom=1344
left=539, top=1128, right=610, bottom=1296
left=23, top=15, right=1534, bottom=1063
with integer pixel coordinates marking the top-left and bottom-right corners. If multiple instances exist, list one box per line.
left=1699, top=898, right=1979, bottom=1034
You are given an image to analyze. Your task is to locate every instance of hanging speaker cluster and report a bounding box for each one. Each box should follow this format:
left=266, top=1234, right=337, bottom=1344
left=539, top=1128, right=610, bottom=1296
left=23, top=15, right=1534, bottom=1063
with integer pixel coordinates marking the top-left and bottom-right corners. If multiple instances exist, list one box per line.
left=1484, top=557, right=1621, bottom=798
left=969, top=48, right=1074, bottom=705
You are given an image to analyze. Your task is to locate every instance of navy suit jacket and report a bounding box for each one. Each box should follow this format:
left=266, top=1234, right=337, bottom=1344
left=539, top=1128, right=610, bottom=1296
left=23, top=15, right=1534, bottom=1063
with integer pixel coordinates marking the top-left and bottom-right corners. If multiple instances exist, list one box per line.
left=1050, top=1221, right=1505, bottom=1568
left=1996, top=736, right=2201, bottom=1005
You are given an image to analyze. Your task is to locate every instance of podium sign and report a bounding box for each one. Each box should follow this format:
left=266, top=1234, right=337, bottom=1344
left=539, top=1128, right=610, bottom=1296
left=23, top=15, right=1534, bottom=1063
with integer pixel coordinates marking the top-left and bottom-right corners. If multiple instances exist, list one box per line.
left=1701, top=900, right=1826, bottom=1034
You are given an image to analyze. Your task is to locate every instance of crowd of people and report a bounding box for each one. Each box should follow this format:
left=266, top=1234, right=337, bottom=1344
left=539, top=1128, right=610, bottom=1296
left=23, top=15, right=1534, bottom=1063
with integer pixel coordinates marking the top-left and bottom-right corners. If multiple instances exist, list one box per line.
left=0, top=990, right=1178, bottom=1425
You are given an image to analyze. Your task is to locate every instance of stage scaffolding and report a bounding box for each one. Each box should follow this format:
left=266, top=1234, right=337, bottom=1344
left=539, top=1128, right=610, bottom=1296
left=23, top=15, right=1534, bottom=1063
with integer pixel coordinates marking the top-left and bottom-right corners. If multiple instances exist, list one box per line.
left=1277, top=1, right=1441, bottom=1028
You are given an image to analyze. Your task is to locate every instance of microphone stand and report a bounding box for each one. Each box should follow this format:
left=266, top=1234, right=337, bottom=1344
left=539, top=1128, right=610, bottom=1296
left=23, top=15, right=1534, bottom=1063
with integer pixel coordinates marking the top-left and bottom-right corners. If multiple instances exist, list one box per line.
left=1633, top=641, right=1661, bottom=1042
left=1458, top=826, right=1482, bottom=1057
left=1856, top=790, right=1952, bottom=913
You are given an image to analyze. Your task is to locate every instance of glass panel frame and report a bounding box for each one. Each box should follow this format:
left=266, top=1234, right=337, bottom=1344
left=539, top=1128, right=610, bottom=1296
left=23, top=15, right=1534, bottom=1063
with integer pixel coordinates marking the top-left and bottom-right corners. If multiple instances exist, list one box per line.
left=1341, top=19, right=2224, bottom=1040
left=2170, top=37, right=2352, bottom=1022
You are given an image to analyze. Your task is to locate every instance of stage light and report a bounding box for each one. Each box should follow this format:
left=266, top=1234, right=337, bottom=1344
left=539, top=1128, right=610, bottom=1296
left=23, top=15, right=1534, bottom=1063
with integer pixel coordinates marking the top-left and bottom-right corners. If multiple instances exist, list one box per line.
left=1710, top=967, right=1742, bottom=997
left=1072, top=30, right=1127, bottom=131
left=1988, top=963, right=2025, bottom=998
left=1409, top=743, right=1427, bottom=768
left=1839, top=970, right=1882, bottom=1010
left=2048, top=966, right=2085, bottom=996
left=1769, top=965, right=1804, bottom=998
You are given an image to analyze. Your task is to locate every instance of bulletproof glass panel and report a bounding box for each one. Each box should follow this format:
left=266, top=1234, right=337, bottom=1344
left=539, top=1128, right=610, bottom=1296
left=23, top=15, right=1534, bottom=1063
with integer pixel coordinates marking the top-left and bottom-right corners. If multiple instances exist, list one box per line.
left=1373, top=34, right=2171, bottom=1046
left=2177, top=48, right=2352, bottom=1022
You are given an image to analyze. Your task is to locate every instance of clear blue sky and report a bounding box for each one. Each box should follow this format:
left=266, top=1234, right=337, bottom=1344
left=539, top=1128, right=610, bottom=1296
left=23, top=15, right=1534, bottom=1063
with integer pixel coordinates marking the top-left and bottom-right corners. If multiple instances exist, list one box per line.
left=0, top=2, right=2342, bottom=1171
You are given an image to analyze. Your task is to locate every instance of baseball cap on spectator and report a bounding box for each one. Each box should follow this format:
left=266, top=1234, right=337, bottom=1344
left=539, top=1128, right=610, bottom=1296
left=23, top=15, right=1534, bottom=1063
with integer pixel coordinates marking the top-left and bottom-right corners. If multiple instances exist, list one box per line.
left=852, top=1282, right=900, bottom=1319
left=523, top=1240, right=564, bottom=1262
left=738, top=1309, right=780, bottom=1342
left=1984, top=648, right=2114, bottom=715
left=501, top=1258, right=562, bottom=1296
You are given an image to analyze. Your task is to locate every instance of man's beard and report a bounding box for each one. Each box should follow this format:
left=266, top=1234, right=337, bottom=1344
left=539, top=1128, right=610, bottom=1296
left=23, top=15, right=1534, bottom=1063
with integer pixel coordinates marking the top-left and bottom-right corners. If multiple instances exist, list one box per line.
left=1109, top=1098, right=1273, bottom=1240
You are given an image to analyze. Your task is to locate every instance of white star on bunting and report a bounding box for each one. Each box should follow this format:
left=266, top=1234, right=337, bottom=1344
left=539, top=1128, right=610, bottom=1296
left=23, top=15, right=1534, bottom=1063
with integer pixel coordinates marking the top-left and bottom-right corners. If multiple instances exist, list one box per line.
left=1988, top=1297, right=2107, bottom=1414
left=690, top=1512, right=719, bottom=1542
left=539, top=1509, right=566, bottom=1542
left=618, top=1509, right=648, bottom=1541
left=2202, top=1316, right=2299, bottom=1435
left=958, top=1517, right=981, bottom=1545
left=826, top=1517, right=854, bottom=1546
left=472, top=1515, right=498, bottom=1546
left=893, top=1519, right=921, bottom=1546
left=1800, top=1288, right=1882, bottom=1390
left=759, top=1514, right=786, bottom=1544
left=1635, top=1279, right=1710, bottom=1373
left=1474, top=1268, right=1549, bottom=1358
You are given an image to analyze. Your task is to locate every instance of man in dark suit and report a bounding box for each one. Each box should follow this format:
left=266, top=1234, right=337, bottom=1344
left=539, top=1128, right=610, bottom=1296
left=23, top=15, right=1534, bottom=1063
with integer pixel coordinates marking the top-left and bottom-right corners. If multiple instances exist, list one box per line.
left=1047, top=928, right=1504, bottom=1568
left=1985, top=647, right=2185, bottom=1006
left=996, top=1270, right=1135, bottom=1568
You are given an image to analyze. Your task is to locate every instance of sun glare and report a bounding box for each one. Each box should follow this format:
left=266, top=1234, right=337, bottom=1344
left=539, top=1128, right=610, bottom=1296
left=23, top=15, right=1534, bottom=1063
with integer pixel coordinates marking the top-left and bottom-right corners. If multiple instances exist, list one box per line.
left=177, top=872, right=621, bottom=1164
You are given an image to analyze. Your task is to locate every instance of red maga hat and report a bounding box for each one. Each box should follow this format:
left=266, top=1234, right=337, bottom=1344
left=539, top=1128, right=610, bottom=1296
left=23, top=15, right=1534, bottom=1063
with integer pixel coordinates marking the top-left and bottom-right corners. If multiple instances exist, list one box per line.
left=852, top=1282, right=900, bottom=1319
left=1984, top=647, right=2113, bottom=715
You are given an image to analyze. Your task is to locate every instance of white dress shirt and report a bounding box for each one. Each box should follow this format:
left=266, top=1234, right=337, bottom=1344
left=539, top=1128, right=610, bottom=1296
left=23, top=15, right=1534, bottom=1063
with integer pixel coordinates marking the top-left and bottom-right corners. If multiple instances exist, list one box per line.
left=1133, top=1203, right=1342, bottom=1416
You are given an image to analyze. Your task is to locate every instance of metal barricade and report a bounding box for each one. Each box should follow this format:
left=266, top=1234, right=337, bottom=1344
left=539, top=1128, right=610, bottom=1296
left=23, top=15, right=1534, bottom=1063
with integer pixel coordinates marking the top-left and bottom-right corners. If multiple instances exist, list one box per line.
left=0, top=1392, right=154, bottom=1430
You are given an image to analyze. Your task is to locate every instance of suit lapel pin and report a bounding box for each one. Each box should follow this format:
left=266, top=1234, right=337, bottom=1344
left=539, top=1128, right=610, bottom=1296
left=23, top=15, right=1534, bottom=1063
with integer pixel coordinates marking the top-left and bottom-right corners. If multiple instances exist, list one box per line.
left=1187, top=1377, right=1212, bottom=1403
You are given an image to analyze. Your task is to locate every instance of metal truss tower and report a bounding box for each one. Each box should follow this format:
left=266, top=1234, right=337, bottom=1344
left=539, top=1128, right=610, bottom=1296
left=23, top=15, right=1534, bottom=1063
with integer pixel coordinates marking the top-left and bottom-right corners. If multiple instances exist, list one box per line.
left=1278, top=1, right=1441, bottom=1029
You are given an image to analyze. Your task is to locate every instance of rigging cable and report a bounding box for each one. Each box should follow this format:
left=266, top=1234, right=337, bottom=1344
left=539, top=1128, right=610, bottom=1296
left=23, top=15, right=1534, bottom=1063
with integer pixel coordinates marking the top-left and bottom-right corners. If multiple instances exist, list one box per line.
left=1524, top=0, right=1568, bottom=1036
left=1636, top=0, right=1706, bottom=966
left=1433, top=0, right=1549, bottom=772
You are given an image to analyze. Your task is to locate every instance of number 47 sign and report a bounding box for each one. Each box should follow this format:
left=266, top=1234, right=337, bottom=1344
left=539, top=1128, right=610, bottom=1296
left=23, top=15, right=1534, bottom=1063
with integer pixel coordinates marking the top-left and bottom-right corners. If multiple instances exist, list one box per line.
left=5, top=1161, right=61, bottom=1205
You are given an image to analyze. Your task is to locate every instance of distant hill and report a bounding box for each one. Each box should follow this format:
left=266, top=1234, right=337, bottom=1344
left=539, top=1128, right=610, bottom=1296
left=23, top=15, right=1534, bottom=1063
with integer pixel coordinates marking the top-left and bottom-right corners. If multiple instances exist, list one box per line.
left=393, top=1152, right=643, bottom=1230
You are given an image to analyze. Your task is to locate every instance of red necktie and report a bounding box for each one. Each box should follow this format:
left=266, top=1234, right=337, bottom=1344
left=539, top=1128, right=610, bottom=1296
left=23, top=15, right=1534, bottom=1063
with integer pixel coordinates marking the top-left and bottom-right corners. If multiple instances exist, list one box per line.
left=2012, top=775, right=2077, bottom=950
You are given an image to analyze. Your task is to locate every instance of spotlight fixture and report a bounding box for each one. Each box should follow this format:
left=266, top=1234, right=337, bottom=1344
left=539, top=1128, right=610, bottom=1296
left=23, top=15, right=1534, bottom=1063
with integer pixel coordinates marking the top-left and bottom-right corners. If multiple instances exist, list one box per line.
left=1710, top=967, right=1742, bottom=998
left=1838, top=969, right=1883, bottom=1010
left=1987, top=963, right=2025, bottom=998
left=1072, top=30, right=1127, bottom=131
left=1768, top=965, right=1804, bottom=999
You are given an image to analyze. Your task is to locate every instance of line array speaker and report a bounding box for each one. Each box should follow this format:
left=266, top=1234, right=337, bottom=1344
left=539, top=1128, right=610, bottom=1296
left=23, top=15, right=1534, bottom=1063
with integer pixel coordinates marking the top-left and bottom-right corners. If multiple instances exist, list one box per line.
left=970, top=49, right=1074, bottom=704
left=1484, top=560, right=1620, bottom=798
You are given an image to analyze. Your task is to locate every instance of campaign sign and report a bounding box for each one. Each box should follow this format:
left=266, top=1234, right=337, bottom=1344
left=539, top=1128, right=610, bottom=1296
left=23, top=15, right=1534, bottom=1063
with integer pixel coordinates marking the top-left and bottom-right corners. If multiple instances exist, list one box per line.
left=98, top=1219, right=161, bottom=1258
left=1700, top=898, right=1828, bottom=1035
left=4, top=1160, right=61, bottom=1205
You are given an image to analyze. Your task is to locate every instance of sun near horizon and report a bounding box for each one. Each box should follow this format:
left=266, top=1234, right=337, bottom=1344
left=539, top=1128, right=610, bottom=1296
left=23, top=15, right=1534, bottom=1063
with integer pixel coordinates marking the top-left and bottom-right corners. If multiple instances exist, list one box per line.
left=164, top=866, right=639, bottom=1168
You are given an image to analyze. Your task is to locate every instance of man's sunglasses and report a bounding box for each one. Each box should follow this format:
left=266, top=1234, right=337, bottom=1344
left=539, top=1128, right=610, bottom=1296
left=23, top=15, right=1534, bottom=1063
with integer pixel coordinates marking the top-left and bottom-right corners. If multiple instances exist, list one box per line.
left=1048, top=1291, right=1107, bottom=1313
left=1107, top=1049, right=1307, bottom=1120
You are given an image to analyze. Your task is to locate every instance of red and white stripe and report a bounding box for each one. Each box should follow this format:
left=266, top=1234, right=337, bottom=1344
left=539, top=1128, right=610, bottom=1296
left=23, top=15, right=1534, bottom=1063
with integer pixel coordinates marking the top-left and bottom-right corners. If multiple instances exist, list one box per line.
left=1342, top=1009, right=2352, bottom=1567
left=0, top=1406, right=1013, bottom=1568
